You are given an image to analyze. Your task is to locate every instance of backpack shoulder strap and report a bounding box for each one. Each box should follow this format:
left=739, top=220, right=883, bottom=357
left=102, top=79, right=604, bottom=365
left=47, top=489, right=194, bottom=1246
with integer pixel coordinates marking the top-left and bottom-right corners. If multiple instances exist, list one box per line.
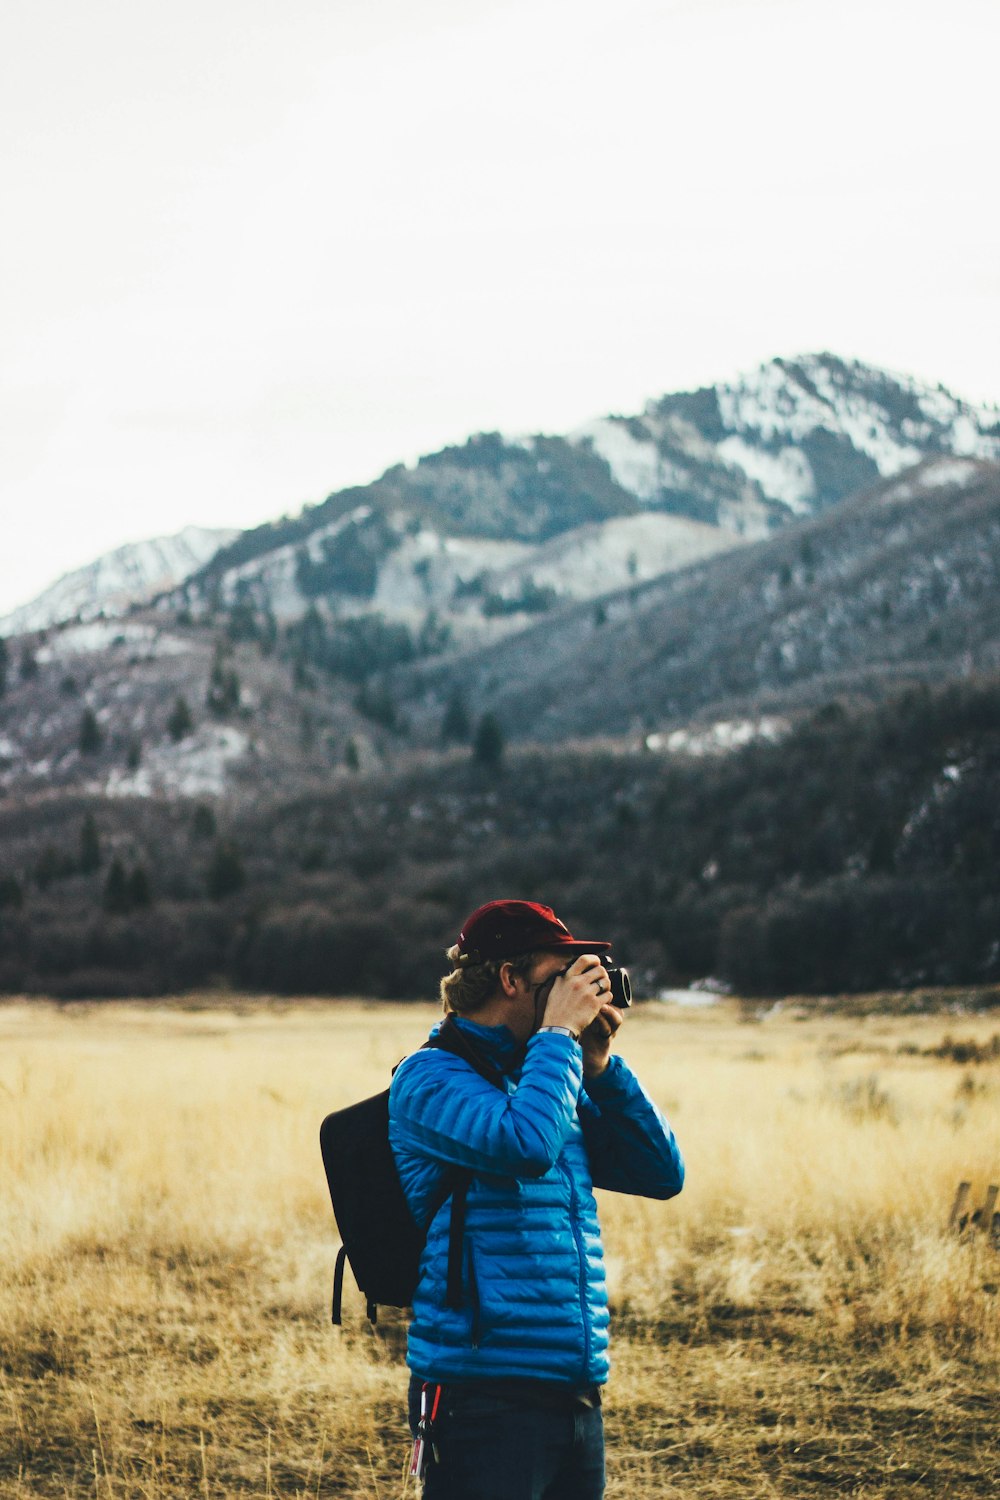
left=423, top=1013, right=508, bottom=1089
left=416, top=1014, right=507, bottom=1312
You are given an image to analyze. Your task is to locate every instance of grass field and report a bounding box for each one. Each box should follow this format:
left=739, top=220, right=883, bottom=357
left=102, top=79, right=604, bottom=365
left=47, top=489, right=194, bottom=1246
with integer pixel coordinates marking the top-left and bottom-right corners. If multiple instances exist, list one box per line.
left=1, top=995, right=998, bottom=1498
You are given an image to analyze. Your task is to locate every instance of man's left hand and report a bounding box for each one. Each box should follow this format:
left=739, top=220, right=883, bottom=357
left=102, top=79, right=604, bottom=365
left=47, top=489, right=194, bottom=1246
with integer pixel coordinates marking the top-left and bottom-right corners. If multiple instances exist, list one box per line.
left=581, top=1003, right=624, bottom=1078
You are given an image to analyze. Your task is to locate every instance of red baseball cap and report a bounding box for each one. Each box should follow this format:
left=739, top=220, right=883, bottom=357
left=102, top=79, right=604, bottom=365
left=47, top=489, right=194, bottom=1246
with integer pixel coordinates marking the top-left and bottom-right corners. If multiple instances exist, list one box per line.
left=456, top=900, right=611, bottom=963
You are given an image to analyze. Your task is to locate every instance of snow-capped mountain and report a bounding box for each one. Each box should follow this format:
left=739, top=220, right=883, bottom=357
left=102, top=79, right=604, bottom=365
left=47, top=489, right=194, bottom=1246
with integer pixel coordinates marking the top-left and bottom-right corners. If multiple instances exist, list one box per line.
left=408, top=454, right=1000, bottom=744
left=0, top=526, right=238, bottom=636
left=6, top=355, right=998, bottom=645
left=177, top=352, right=1000, bottom=643
left=575, top=353, right=1000, bottom=525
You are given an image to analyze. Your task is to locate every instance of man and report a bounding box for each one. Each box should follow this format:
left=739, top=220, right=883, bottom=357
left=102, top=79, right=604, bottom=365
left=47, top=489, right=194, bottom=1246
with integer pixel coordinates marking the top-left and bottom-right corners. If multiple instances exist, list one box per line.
left=388, top=899, right=684, bottom=1499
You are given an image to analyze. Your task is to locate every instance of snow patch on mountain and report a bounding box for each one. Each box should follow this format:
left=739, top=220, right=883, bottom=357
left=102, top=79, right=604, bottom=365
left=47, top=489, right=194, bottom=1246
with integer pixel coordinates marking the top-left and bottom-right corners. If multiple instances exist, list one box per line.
left=215, top=507, right=376, bottom=621
left=1, top=526, right=237, bottom=636
left=372, top=531, right=531, bottom=616
left=911, top=388, right=1000, bottom=458
left=717, top=359, right=920, bottom=476
left=715, top=356, right=1000, bottom=491
left=572, top=418, right=662, bottom=500
left=571, top=417, right=691, bottom=501
left=104, top=725, right=248, bottom=799
left=36, top=621, right=189, bottom=661
left=645, top=716, right=791, bottom=755
left=876, top=456, right=985, bottom=506
left=491, top=513, right=737, bottom=600
left=716, top=436, right=815, bottom=512
left=917, top=458, right=983, bottom=489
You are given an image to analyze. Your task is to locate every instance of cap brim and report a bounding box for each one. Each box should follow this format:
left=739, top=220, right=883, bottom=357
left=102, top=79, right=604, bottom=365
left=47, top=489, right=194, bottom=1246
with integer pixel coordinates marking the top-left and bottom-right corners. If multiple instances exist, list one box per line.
left=544, top=937, right=612, bottom=955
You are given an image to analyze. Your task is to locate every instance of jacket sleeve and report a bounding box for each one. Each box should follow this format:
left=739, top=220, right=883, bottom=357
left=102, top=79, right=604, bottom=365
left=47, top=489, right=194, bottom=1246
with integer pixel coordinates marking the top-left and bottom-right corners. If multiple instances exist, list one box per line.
left=577, top=1054, right=684, bottom=1199
left=389, top=1031, right=583, bottom=1179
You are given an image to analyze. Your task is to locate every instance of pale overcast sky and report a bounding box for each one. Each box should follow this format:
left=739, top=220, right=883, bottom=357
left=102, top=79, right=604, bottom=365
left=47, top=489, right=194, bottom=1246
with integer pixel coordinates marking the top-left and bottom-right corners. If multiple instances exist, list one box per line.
left=2, top=0, right=998, bottom=616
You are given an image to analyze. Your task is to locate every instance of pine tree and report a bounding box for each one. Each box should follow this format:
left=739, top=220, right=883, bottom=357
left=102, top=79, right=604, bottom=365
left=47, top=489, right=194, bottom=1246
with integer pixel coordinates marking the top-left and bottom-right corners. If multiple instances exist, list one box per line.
left=0, top=636, right=8, bottom=696
left=473, top=712, right=504, bottom=769
left=192, top=804, right=217, bottom=840
left=441, top=688, right=471, bottom=744
left=79, top=814, right=101, bottom=873
left=207, top=645, right=241, bottom=715
left=207, top=841, right=245, bottom=900
left=127, top=865, right=152, bottom=908
left=79, top=707, right=103, bottom=754
left=103, top=858, right=130, bottom=913
left=168, top=695, right=194, bottom=742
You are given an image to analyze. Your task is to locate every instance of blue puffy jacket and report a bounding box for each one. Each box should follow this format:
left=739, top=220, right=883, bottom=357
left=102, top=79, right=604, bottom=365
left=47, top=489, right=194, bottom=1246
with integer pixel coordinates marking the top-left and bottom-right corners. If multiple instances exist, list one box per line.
left=388, top=1017, right=684, bottom=1385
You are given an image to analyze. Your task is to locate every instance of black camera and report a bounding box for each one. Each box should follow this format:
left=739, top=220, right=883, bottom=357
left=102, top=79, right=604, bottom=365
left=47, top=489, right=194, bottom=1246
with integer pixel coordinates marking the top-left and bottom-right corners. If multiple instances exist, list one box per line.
left=552, top=959, right=631, bottom=1008
left=604, top=963, right=632, bottom=1008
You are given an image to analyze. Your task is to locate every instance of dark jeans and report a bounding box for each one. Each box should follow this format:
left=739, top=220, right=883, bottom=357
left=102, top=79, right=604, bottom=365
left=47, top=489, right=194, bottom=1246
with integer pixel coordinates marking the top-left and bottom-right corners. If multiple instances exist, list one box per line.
left=408, top=1376, right=605, bottom=1500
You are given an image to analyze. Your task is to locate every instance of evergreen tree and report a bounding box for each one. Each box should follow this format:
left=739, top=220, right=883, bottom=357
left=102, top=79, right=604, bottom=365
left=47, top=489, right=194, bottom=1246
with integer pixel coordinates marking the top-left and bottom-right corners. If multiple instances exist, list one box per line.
left=259, top=608, right=278, bottom=657
left=0, top=636, right=8, bottom=696
left=354, top=680, right=398, bottom=730
left=226, top=598, right=259, bottom=643
left=103, top=858, right=130, bottom=913
left=207, top=840, right=245, bottom=900
left=192, top=804, right=217, bottom=840
left=20, top=648, right=39, bottom=681
left=441, top=688, right=471, bottom=744
left=34, top=845, right=68, bottom=891
left=168, top=695, right=194, bottom=742
left=473, top=712, right=504, bottom=769
left=127, top=865, right=152, bottom=908
left=345, top=738, right=361, bottom=772
left=79, top=814, right=101, bottom=873
left=126, top=738, right=142, bottom=771
left=79, top=707, right=103, bottom=754
left=207, top=644, right=241, bottom=715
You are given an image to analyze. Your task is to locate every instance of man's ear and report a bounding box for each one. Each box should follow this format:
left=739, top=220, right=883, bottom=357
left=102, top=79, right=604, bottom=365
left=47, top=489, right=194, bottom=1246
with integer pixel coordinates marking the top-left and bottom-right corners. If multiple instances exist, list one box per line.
left=498, top=961, right=521, bottom=999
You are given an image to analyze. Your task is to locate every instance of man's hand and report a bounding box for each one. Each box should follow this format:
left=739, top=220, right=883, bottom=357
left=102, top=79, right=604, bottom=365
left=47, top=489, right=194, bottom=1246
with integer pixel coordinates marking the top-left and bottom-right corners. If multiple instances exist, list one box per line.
left=580, top=1003, right=624, bottom=1078
left=541, top=954, right=611, bottom=1045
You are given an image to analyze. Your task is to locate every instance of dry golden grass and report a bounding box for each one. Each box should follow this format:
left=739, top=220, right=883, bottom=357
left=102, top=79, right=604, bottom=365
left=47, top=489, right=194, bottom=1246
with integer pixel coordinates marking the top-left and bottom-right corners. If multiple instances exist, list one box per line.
left=1, top=996, right=998, bottom=1498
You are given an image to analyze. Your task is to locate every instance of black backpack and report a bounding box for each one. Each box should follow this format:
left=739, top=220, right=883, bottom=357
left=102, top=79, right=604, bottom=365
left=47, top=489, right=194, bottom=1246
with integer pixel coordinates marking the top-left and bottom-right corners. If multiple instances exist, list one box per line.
left=319, top=1014, right=505, bottom=1325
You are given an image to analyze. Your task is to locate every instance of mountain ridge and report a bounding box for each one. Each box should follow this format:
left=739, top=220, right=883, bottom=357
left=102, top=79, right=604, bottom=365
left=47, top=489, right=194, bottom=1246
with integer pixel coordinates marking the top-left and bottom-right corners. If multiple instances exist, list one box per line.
left=397, top=455, right=1000, bottom=743
left=4, top=354, right=998, bottom=645
left=0, top=526, right=239, bottom=637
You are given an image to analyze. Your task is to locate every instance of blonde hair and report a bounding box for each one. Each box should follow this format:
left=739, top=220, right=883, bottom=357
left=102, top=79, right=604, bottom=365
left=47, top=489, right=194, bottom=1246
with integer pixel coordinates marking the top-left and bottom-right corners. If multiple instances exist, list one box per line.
left=439, top=944, right=544, bottom=1015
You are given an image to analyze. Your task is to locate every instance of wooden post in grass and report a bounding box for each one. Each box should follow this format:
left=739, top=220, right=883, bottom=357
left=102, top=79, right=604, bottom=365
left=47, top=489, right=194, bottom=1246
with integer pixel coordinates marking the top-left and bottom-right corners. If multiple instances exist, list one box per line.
left=948, top=1181, right=971, bottom=1230
left=974, top=1183, right=998, bottom=1235
left=949, top=1181, right=1000, bottom=1240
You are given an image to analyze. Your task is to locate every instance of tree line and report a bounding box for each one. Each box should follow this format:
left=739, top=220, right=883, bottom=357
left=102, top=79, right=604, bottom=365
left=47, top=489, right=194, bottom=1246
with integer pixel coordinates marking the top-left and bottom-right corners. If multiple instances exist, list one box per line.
left=0, top=677, right=998, bottom=1000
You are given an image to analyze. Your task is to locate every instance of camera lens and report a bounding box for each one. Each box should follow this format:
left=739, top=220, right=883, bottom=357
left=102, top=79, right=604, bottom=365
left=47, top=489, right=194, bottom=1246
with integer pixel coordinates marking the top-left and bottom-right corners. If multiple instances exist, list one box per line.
left=607, top=966, right=631, bottom=1008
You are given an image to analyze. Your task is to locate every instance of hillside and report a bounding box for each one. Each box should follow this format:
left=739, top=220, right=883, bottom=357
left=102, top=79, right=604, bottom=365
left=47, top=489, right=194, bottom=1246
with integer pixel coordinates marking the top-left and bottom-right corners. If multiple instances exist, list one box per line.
left=0, top=527, right=237, bottom=636
left=2, top=458, right=998, bottom=806
left=170, top=354, right=999, bottom=646
left=4, top=355, right=997, bottom=669
left=2, top=356, right=1000, bottom=1001
left=0, top=676, right=997, bottom=999
left=400, top=457, right=1000, bottom=742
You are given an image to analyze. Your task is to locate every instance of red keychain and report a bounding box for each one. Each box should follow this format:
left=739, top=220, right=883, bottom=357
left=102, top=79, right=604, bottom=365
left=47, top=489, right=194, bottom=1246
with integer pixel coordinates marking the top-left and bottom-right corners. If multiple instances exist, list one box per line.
left=410, top=1382, right=442, bottom=1479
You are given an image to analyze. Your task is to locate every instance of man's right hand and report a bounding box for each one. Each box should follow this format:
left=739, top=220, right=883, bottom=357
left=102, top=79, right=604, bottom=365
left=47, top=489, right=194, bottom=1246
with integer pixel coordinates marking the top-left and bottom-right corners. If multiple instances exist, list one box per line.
left=541, top=954, right=610, bottom=1038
